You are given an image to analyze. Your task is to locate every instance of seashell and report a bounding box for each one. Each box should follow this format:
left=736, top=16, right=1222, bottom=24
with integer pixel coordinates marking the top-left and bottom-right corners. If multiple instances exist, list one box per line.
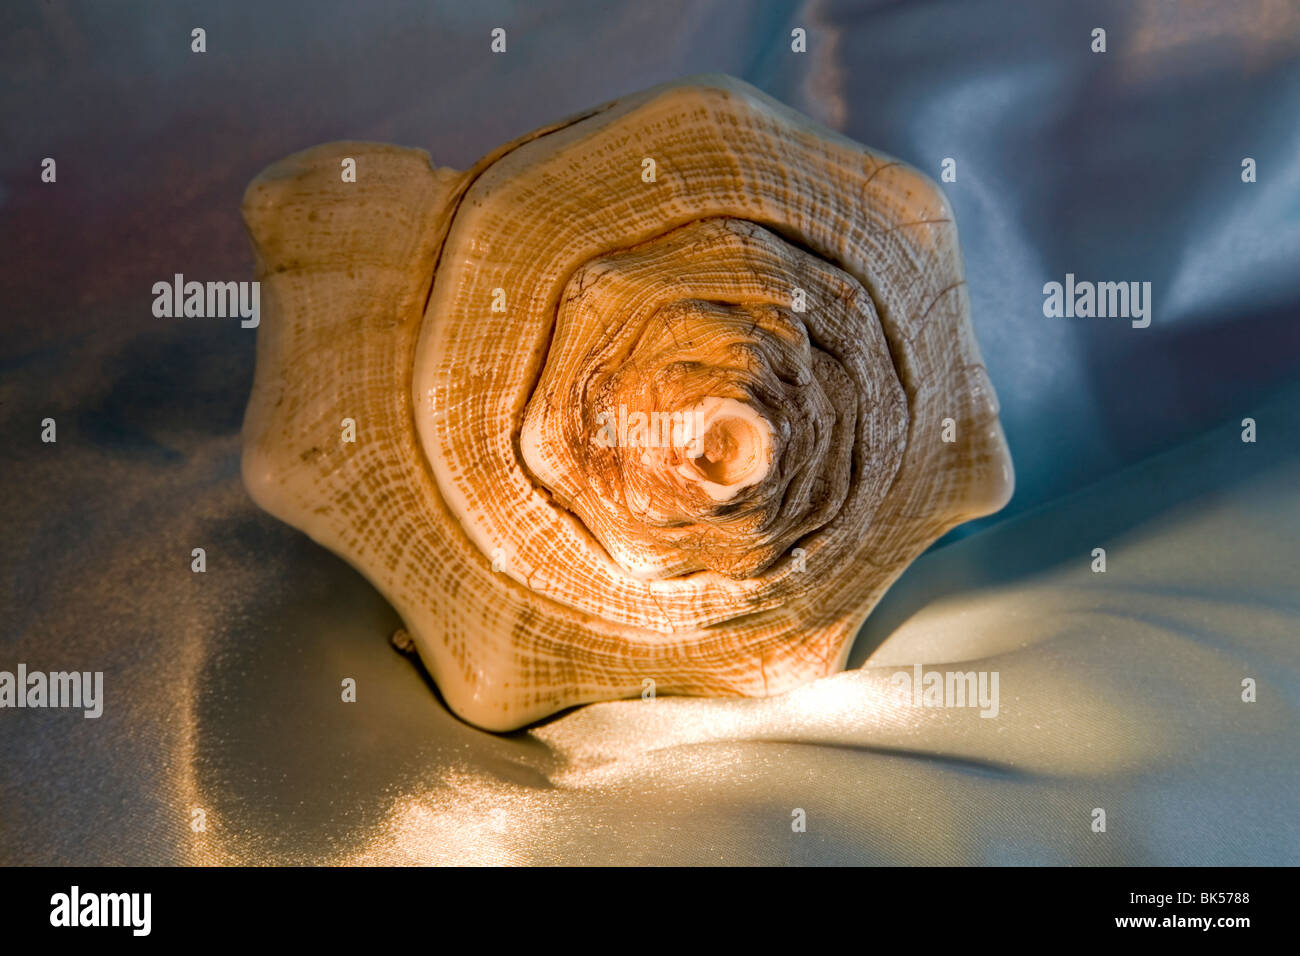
left=240, top=74, right=1014, bottom=731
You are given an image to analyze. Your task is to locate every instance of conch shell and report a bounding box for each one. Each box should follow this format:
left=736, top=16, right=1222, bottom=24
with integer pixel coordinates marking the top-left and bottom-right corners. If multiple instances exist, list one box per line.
left=240, top=75, right=1013, bottom=731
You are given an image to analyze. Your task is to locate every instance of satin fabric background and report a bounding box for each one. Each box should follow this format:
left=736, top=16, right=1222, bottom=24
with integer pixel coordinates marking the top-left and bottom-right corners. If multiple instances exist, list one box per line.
left=1, top=0, right=1298, bottom=864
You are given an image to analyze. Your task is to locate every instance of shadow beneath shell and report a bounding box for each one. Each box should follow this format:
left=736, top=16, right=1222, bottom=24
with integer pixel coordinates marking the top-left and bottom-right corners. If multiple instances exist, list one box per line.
left=190, top=513, right=559, bottom=864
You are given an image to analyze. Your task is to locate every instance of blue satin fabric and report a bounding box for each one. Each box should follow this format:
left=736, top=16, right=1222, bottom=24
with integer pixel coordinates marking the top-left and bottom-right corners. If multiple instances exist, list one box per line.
left=1, top=0, right=1297, bottom=864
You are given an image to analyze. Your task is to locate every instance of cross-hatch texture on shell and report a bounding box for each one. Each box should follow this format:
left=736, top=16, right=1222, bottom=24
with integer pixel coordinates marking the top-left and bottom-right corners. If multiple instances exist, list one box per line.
left=240, top=75, right=1014, bottom=732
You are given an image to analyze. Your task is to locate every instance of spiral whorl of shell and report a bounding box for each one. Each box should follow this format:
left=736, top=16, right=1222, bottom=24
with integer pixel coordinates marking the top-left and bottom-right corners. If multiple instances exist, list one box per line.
left=519, top=217, right=906, bottom=589
left=241, top=75, right=1013, bottom=731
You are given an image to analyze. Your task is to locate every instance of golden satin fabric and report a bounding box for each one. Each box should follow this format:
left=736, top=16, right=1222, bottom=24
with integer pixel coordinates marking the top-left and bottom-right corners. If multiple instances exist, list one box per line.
left=2, top=0, right=1299, bottom=865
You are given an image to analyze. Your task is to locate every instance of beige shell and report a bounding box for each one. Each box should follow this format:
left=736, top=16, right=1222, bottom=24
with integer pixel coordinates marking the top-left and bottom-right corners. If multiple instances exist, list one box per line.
left=241, top=74, right=1014, bottom=732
